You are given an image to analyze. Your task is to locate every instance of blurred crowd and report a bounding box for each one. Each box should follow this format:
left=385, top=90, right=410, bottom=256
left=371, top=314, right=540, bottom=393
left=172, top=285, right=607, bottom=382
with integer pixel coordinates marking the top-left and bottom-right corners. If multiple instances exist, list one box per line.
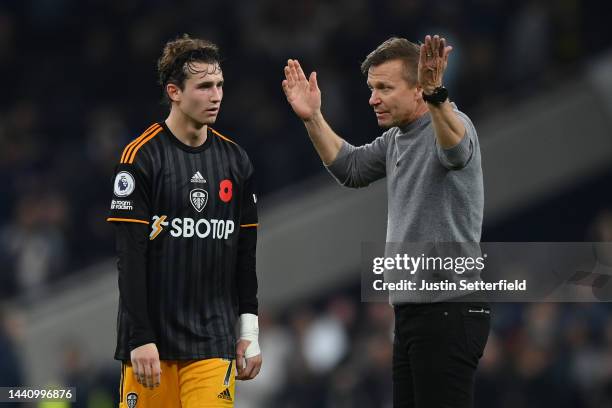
left=1, top=0, right=610, bottom=297
left=3, top=296, right=612, bottom=407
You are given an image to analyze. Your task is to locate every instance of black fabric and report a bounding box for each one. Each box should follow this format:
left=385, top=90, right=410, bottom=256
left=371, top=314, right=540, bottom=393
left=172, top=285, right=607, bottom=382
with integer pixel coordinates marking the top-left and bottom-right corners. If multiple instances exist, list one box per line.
left=108, top=122, right=258, bottom=361
left=392, top=301, right=490, bottom=408
left=236, top=227, right=258, bottom=315
left=114, top=222, right=156, bottom=350
left=236, top=174, right=258, bottom=315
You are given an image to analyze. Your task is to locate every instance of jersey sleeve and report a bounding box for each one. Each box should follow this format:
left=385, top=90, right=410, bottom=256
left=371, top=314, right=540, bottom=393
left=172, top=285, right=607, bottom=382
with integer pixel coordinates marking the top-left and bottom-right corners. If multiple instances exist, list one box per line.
left=236, top=160, right=258, bottom=315
left=239, top=165, right=258, bottom=228
left=107, top=155, right=152, bottom=225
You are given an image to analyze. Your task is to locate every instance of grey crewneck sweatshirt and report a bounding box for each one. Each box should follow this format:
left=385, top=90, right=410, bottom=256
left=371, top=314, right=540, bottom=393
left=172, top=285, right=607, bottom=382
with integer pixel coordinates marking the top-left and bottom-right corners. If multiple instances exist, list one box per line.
left=326, top=103, right=483, bottom=303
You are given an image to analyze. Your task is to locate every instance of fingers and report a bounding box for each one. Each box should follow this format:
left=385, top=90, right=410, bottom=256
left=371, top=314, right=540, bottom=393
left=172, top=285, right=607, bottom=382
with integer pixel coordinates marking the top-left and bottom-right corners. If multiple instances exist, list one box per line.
left=236, top=355, right=262, bottom=380
left=138, top=359, right=160, bottom=389
left=242, top=358, right=256, bottom=379
left=144, top=362, right=153, bottom=388
left=309, top=71, right=318, bottom=92
left=235, top=350, right=246, bottom=378
left=433, top=35, right=440, bottom=57
left=284, top=65, right=294, bottom=87
left=443, top=44, right=453, bottom=61
left=423, top=35, right=451, bottom=60
left=129, top=343, right=161, bottom=389
left=132, top=360, right=142, bottom=384
left=419, top=43, right=426, bottom=66
left=284, top=59, right=310, bottom=86
left=424, top=35, right=433, bottom=58
left=153, top=359, right=162, bottom=388
left=294, top=60, right=308, bottom=82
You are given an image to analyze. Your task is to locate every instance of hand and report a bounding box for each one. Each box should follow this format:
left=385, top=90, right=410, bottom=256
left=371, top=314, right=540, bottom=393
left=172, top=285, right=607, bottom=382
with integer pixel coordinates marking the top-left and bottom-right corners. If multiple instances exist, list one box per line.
left=235, top=339, right=262, bottom=380
left=130, top=343, right=161, bottom=389
left=282, top=59, right=321, bottom=122
left=418, top=35, right=453, bottom=95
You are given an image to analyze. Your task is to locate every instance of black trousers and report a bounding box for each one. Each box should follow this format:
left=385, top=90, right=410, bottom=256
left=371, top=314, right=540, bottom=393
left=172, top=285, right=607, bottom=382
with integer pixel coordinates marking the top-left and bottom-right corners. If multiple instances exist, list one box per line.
left=392, top=300, right=490, bottom=408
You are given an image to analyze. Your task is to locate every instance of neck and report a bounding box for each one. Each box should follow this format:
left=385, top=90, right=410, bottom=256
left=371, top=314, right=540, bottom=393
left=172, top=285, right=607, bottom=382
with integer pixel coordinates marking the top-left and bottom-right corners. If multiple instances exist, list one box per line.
left=412, top=100, right=429, bottom=121
left=165, top=107, right=208, bottom=147
left=398, top=100, right=429, bottom=128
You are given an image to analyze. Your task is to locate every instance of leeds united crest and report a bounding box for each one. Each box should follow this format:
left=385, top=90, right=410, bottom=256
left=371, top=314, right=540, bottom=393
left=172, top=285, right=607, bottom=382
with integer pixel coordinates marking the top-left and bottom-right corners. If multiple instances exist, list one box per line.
left=190, top=188, right=208, bottom=212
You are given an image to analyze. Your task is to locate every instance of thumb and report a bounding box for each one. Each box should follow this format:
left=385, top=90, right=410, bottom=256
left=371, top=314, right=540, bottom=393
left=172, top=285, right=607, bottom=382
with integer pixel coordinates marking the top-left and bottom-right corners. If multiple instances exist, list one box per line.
left=309, top=71, right=318, bottom=90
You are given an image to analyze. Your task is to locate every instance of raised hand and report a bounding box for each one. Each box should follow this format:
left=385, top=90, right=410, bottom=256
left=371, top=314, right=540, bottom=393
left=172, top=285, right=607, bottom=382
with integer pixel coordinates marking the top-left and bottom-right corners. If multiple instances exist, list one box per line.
left=418, top=35, right=453, bottom=94
left=282, top=59, right=321, bottom=121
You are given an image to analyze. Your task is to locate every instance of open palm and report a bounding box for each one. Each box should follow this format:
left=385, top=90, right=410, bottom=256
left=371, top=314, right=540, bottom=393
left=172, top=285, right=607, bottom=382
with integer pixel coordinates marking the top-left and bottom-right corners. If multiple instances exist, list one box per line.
left=418, top=35, right=453, bottom=94
left=282, top=59, right=321, bottom=121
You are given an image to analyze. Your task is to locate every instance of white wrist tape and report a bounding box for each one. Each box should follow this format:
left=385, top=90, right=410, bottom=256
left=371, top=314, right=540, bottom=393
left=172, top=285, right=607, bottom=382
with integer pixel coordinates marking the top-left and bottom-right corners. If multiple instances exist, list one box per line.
left=239, top=313, right=260, bottom=358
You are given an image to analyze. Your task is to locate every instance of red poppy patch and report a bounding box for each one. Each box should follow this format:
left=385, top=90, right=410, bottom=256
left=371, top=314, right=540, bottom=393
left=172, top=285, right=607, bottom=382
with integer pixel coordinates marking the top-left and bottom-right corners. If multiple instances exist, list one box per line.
left=219, top=179, right=233, bottom=202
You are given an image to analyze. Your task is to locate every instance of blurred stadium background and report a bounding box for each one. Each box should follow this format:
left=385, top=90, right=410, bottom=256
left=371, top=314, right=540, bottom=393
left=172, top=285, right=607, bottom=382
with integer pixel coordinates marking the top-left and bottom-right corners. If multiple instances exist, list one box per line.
left=2, top=0, right=612, bottom=407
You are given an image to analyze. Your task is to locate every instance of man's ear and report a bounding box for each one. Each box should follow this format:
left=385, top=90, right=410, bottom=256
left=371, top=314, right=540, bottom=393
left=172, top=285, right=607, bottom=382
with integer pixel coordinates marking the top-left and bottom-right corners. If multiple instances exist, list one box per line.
left=166, top=83, right=182, bottom=103
left=415, top=84, right=424, bottom=100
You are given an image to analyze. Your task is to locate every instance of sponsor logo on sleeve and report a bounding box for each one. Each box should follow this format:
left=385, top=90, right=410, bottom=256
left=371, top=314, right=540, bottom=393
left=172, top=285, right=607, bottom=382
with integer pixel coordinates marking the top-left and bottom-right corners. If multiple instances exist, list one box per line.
left=110, top=199, right=133, bottom=211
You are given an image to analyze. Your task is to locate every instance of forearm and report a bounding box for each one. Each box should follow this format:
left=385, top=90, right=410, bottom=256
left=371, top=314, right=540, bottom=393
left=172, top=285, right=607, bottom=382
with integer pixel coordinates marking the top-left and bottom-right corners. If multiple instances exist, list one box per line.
left=427, top=100, right=466, bottom=148
left=115, top=222, right=156, bottom=349
left=303, top=110, right=344, bottom=165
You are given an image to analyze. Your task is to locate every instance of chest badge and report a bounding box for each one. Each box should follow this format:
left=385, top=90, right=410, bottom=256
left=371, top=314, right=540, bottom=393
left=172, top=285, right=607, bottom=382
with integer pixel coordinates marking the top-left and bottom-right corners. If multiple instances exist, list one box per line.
left=190, top=188, right=208, bottom=212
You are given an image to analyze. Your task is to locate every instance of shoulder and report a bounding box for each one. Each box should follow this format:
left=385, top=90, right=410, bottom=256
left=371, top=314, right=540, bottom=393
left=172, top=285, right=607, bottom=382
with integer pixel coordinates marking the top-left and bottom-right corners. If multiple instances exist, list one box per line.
left=210, top=127, right=252, bottom=164
left=118, top=122, right=164, bottom=167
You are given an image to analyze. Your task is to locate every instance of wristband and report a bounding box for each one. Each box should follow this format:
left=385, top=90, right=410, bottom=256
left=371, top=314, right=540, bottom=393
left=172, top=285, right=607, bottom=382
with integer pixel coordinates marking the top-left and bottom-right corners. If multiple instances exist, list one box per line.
left=238, top=313, right=260, bottom=358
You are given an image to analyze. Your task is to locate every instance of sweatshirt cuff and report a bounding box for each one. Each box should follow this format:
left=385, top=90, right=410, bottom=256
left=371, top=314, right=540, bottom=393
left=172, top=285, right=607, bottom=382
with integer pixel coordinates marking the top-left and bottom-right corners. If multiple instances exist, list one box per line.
left=325, top=141, right=353, bottom=183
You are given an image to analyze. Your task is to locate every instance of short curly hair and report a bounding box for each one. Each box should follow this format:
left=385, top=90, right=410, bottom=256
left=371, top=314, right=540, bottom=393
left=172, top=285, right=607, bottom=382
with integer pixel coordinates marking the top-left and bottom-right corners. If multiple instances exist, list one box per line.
left=361, top=37, right=420, bottom=86
left=157, top=34, right=222, bottom=104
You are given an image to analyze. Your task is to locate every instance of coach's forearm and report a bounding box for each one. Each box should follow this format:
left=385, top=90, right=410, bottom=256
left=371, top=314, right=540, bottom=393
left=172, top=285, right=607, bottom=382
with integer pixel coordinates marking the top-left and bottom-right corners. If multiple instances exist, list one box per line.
left=303, top=110, right=344, bottom=165
left=428, top=101, right=466, bottom=148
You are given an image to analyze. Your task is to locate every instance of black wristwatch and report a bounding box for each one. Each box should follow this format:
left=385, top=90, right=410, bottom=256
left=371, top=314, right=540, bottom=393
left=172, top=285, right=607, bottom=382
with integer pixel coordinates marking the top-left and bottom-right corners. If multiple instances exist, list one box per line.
left=422, top=86, right=448, bottom=105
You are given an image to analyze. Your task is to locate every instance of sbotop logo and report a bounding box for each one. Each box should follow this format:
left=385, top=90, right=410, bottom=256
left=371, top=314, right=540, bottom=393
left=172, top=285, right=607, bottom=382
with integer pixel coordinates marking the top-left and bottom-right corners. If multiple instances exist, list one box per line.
left=149, top=215, right=235, bottom=241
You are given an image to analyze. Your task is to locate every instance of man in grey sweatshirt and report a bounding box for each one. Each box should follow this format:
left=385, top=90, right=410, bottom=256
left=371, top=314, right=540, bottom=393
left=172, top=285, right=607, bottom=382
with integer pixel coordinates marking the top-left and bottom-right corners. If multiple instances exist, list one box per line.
left=282, top=35, right=490, bottom=408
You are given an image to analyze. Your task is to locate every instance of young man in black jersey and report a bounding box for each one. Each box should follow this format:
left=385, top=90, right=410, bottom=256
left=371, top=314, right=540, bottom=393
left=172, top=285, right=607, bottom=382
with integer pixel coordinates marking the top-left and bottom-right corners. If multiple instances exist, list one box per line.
left=107, top=34, right=261, bottom=407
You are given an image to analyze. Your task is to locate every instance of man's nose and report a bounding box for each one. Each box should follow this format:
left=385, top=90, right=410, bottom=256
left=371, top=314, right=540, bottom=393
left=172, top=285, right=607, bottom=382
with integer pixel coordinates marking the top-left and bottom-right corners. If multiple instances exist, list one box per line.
left=369, top=91, right=380, bottom=106
left=211, top=87, right=222, bottom=102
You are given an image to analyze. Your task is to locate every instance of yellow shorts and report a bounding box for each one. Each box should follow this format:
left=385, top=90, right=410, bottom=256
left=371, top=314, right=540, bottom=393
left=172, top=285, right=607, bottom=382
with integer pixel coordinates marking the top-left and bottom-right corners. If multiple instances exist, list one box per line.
left=119, top=358, right=235, bottom=408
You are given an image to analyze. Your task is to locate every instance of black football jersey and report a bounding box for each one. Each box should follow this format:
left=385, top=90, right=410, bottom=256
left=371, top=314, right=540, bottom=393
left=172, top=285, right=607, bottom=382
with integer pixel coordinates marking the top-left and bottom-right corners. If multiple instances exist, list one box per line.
left=107, top=122, right=258, bottom=360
